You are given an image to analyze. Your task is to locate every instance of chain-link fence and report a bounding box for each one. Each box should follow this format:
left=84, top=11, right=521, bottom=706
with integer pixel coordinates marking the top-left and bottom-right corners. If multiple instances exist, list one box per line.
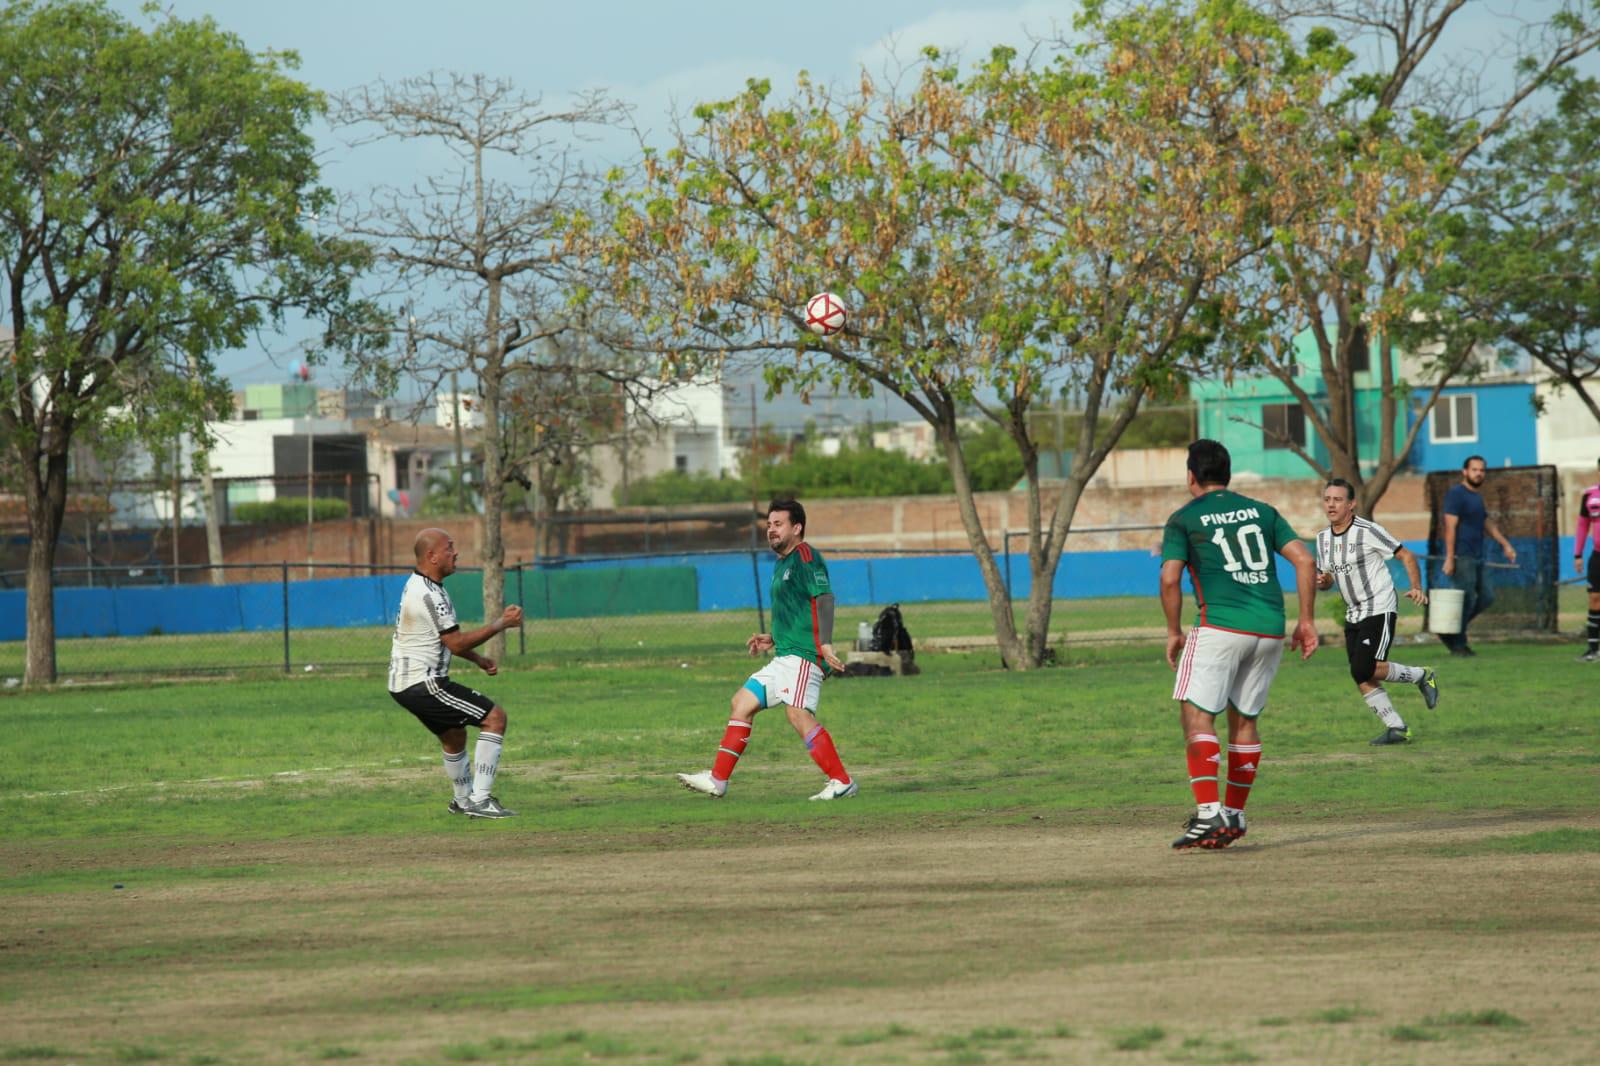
left=3, top=528, right=1582, bottom=683
left=1, top=550, right=1016, bottom=681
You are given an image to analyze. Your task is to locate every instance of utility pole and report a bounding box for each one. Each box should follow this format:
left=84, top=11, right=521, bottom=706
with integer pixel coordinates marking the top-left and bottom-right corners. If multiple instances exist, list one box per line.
left=171, top=435, right=181, bottom=574
left=451, top=371, right=466, bottom=513
left=305, top=392, right=316, bottom=580
left=748, top=381, right=760, bottom=546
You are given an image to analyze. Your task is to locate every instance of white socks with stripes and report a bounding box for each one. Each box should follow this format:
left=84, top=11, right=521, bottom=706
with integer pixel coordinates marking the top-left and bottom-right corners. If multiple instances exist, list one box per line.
left=1363, top=687, right=1406, bottom=729
left=469, top=732, right=503, bottom=803
left=1383, top=662, right=1423, bottom=684
left=443, top=749, right=472, bottom=803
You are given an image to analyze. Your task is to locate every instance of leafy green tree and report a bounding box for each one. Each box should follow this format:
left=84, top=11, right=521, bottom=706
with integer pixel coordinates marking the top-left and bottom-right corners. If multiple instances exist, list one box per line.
left=0, top=1, right=367, bottom=683
left=1435, top=76, right=1600, bottom=425
left=1224, top=0, right=1600, bottom=513
left=595, top=0, right=1342, bottom=666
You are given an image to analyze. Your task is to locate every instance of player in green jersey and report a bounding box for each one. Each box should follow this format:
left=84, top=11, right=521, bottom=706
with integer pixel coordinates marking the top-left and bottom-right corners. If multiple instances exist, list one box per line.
left=676, top=499, right=856, bottom=801
left=1160, top=440, right=1319, bottom=850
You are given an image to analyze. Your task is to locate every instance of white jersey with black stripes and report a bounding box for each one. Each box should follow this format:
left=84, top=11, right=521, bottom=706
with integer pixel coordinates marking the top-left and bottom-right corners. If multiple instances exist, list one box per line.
left=388, top=571, right=460, bottom=692
left=1316, top=516, right=1403, bottom=624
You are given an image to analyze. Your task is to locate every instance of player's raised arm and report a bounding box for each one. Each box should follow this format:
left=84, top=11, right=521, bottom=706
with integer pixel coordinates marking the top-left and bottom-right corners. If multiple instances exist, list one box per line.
left=441, top=604, right=522, bottom=658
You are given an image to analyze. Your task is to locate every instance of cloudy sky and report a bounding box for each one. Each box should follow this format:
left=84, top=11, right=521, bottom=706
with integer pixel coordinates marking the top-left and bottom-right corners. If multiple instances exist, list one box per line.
left=100, top=1, right=1586, bottom=426
left=97, top=0, right=1077, bottom=424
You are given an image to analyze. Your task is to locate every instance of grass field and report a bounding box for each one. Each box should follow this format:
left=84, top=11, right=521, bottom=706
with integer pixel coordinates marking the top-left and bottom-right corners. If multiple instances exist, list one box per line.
left=2, top=595, right=1598, bottom=1064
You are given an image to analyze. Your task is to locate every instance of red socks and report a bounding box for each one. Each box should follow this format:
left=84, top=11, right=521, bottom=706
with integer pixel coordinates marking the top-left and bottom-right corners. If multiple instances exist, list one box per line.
left=804, top=724, right=850, bottom=783
left=711, top=720, right=751, bottom=783
left=1225, top=742, right=1261, bottom=811
left=1185, top=732, right=1221, bottom=806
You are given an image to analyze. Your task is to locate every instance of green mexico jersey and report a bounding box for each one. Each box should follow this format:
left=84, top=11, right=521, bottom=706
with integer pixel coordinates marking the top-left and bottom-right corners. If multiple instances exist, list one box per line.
left=771, top=542, right=831, bottom=663
left=1161, top=489, right=1299, bottom=637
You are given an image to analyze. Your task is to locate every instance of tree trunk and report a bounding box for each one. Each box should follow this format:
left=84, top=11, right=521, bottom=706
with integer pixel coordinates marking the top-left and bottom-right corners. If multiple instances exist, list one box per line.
left=937, top=421, right=1029, bottom=669
left=23, top=447, right=70, bottom=686
left=481, top=372, right=506, bottom=662
left=1022, top=477, right=1090, bottom=666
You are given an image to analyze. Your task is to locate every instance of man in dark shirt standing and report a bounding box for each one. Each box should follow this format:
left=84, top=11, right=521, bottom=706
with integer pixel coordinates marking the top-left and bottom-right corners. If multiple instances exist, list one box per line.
left=1440, top=456, right=1518, bottom=656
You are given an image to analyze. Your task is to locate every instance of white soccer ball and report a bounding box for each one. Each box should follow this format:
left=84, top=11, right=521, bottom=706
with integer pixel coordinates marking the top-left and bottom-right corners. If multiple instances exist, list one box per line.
left=804, top=291, right=848, bottom=336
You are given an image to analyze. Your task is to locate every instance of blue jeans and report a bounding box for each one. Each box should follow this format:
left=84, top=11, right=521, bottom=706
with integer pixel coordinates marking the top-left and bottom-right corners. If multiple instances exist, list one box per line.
left=1440, top=556, right=1494, bottom=649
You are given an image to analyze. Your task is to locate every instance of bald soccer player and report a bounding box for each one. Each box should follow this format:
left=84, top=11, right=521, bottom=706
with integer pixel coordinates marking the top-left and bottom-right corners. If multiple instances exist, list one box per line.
left=388, top=528, right=523, bottom=818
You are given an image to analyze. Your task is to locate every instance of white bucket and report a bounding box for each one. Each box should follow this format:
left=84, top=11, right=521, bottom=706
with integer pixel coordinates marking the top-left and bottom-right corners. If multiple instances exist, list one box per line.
left=1428, top=588, right=1465, bottom=635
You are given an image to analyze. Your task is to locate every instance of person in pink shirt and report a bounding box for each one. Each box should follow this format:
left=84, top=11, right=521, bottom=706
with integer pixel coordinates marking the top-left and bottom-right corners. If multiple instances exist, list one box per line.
left=1575, top=460, right=1600, bottom=662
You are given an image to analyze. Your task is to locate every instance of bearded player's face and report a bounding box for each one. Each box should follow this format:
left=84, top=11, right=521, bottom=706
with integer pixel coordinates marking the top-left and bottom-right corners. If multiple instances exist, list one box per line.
left=1464, top=460, right=1487, bottom=487
left=766, top=511, right=801, bottom=553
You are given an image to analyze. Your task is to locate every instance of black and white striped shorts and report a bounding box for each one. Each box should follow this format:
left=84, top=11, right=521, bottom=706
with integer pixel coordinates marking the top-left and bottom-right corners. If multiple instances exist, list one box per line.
left=390, top=677, right=497, bottom=736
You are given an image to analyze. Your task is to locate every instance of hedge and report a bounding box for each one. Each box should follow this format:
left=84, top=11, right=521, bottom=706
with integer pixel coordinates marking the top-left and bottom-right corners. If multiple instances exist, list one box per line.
left=234, top=498, right=350, bottom=523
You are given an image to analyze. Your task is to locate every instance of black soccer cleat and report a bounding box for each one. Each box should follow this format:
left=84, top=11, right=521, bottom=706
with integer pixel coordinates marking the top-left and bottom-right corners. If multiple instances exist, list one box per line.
left=1416, top=669, right=1439, bottom=710
left=1221, top=811, right=1247, bottom=846
left=1172, top=812, right=1231, bottom=850
left=1369, top=726, right=1412, bottom=746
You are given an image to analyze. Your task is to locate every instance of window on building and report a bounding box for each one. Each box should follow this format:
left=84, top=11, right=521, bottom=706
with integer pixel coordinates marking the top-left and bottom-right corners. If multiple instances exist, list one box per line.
left=1262, top=403, right=1306, bottom=450
left=674, top=454, right=689, bottom=473
left=1431, top=393, right=1477, bottom=443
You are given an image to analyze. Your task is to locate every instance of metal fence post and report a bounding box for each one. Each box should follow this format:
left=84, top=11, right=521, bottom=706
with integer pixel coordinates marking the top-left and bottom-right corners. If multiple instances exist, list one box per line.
left=515, top=559, right=526, bottom=656
left=281, top=560, right=291, bottom=674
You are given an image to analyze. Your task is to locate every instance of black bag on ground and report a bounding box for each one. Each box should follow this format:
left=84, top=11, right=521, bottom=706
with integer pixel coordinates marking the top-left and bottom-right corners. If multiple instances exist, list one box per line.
left=868, top=603, right=919, bottom=674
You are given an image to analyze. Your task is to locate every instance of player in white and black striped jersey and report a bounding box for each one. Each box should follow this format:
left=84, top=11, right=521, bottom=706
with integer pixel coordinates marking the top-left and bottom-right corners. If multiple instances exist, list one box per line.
left=1315, top=479, right=1440, bottom=745
left=389, top=528, right=524, bottom=818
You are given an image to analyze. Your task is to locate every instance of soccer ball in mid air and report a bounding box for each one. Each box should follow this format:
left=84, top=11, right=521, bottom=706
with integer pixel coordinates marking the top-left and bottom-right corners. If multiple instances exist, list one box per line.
left=804, top=292, right=848, bottom=336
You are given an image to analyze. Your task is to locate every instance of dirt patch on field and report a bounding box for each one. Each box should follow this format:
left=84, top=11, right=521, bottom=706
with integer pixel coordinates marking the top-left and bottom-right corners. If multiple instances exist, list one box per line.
left=3, top=810, right=1599, bottom=1064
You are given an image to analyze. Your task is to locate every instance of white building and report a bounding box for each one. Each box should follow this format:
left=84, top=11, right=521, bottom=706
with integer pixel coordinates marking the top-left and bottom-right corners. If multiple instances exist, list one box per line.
left=587, top=377, right=743, bottom=507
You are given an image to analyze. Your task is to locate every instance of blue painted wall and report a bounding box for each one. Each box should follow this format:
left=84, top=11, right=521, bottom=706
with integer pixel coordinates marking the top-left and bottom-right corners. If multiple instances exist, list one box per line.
left=1409, top=383, right=1537, bottom=472
left=1, top=537, right=1578, bottom=642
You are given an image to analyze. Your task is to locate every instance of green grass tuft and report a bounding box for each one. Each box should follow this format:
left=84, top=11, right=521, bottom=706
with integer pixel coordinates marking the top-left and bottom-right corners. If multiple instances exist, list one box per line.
left=1425, top=1008, right=1527, bottom=1028
left=1111, top=1026, right=1165, bottom=1051
left=3, top=1051, right=74, bottom=1062
left=1311, top=1006, right=1374, bottom=1024
left=1435, top=829, right=1600, bottom=856
left=839, top=1024, right=916, bottom=1046
left=1388, top=1025, right=1443, bottom=1042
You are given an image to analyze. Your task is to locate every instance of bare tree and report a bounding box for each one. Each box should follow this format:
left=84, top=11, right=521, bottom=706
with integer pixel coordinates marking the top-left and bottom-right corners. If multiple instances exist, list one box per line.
left=334, top=73, right=631, bottom=655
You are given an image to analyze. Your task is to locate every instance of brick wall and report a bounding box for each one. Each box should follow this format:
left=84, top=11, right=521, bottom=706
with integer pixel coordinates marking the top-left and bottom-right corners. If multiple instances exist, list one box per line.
left=14, top=475, right=1439, bottom=579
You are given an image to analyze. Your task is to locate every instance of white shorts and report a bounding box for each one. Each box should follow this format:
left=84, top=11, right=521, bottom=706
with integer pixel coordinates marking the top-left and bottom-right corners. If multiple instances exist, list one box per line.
left=744, top=654, right=822, bottom=713
left=1172, top=626, right=1285, bottom=717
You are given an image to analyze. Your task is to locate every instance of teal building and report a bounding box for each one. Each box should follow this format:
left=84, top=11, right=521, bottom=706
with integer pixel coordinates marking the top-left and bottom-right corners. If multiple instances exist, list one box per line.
left=1190, top=330, right=1406, bottom=479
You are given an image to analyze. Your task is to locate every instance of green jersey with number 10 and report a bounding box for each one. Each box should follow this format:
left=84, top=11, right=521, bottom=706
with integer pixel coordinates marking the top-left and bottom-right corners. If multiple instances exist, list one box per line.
left=1161, top=489, right=1300, bottom=637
